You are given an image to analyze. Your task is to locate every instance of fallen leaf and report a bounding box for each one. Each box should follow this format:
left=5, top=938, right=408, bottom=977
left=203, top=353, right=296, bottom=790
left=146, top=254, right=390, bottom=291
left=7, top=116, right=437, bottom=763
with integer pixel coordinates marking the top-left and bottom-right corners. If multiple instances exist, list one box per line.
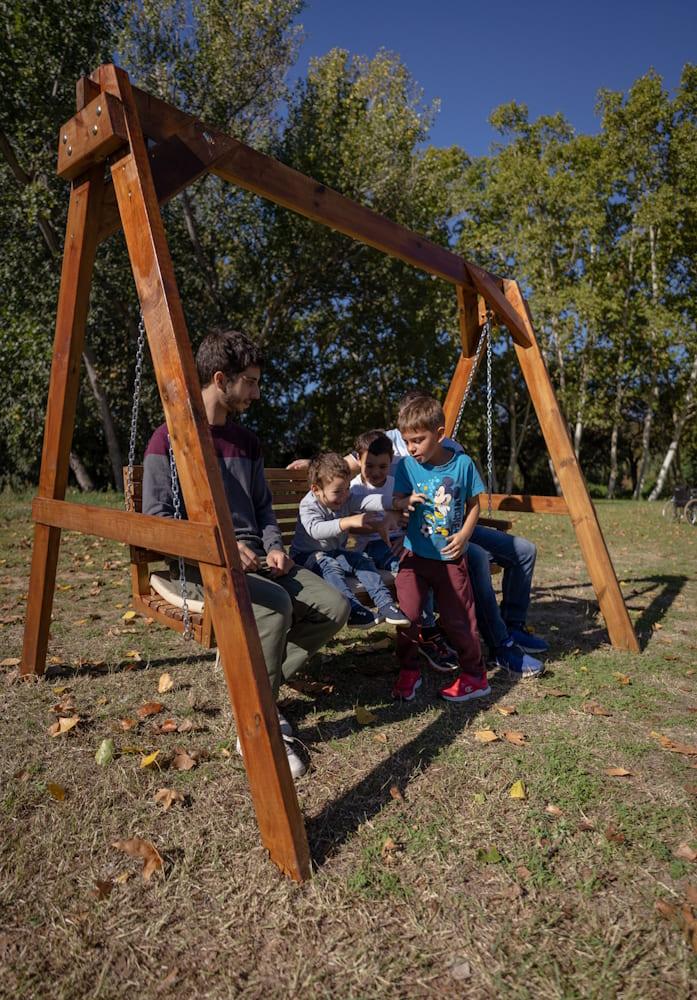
left=578, top=818, right=596, bottom=832
left=381, top=836, right=402, bottom=864
left=153, top=788, right=184, bottom=811
left=516, top=865, right=532, bottom=881
left=122, top=610, right=137, bottom=622
left=74, top=619, right=88, bottom=626
left=287, top=678, right=334, bottom=696
left=477, top=846, right=502, bottom=864
left=0, top=657, right=20, bottom=667
left=545, top=804, right=563, bottom=817
left=373, top=732, right=388, bottom=744
left=51, top=686, right=71, bottom=696
left=140, top=750, right=161, bottom=769
left=686, top=886, right=697, bottom=906
left=113, top=871, right=132, bottom=885
left=389, top=784, right=404, bottom=802
left=673, top=843, right=697, bottom=863
left=124, top=650, right=142, bottom=662
left=153, top=719, right=179, bottom=734
left=543, top=688, right=569, bottom=698
left=605, top=824, right=626, bottom=844
left=47, top=783, right=66, bottom=800
left=503, top=731, right=527, bottom=746
left=656, top=899, right=677, bottom=920
left=158, top=672, right=174, bottom=694
left=354, top=706, right=377, bottom=725
left=614, top=672, right=631, bottom=685
left=652, top=732, right=697, bottom=756
left=120, top=718, right=137, bottom=731
left=95, top=738, right=115, bottom=767
left=93, top=879, right=113, bottom=900
left=474, top=729, right=499, bottom=743
left=96, top=696, right=108, bottom=706
left=137, top=702, right=164, bottom=719
left=52, top=696, right=76, bottom=714
left=582, top=701, right=613, bottom=717
left=48, top=715, right=80, bottom=737
left=172, top=751, right=196, bottom=771
left=112, top=837, right=163, bottom=881
left=177, top=719, right=194, bottom=734
left=509, top=779, right=527, bottom=800
left=495, top=705, right=517, bottom=716
left=604, top=767, right=632, bottom=777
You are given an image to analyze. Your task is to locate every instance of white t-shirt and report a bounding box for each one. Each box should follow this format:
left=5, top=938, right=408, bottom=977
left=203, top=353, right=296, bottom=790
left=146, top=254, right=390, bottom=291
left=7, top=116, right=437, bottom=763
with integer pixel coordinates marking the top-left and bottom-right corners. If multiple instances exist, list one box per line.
left=349, top=474, right=400, bottom=551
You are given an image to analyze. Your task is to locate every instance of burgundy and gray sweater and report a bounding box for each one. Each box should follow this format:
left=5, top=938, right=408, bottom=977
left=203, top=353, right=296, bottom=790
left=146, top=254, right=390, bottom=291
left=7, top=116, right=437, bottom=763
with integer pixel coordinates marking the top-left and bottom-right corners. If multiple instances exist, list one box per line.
left=142, top=420, right=284, bottom=554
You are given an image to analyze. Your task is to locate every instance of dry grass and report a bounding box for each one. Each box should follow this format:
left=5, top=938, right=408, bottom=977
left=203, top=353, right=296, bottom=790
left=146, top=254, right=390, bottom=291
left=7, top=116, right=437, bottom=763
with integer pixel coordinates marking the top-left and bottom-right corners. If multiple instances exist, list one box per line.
left=1, top=492, right=696, bottom=999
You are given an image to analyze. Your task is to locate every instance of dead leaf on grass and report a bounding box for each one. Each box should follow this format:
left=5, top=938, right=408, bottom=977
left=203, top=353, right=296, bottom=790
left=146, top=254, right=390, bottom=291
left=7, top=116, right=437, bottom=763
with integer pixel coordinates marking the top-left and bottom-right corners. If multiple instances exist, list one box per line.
left=373, top=732, right=388, bottom=744
left=120, top=718, right=138, bottom=731
left=137, top=702, right=164, bottom=719
left=0, top=657, right=20, bottom=667
left=604, top=767, right=632, bottom=777
left=389, top=784, right=404, bottom=802
left=495, top=705, right=517, bottom=716
left=48, top=715, right=79, bottom=737
left=95, top=739, right=115, bottom=766
left=354, top=706, right=377, bottom=725
left=582, top=701, right=613, bottom=717
left=112, top=837, right=163, bottom=881
left=124, top=650, right=142, bottom=662
left=47, top=783, right=66, bottom=800
left=578, top=818, right=596, bottom=832
left=172, top=751, right=197, bottom=771
left=516, top=865, right=532, bottom=881
left=545, top=804, right=563, bottom=817
left=503, top=731, right=527, bottom=746
left=153, top=788, right=184, bottom=811
left=686, top=886, right=697, bottom=906
left=93, top=879, right=113, bottom=900
left=52, top=697, right=76, bottom=714
left=673, top=843, right=697, bottom=862
left=543, top=688, right=569, bottom=698
left=381, top=836, right=403, bottom=864
left=158, top=672, right=174, bottom=694
left=605, top=824, right=626, bottom=844
left=122, top=610, right=137, bottom=622
left=613, top=672, right=631, bottom=685
left=153, top=719, right=179, bottom=734
left=287, top=678, right=334, bottom=696
left=651, top=732, right=697, bottom=756
left=509, top=780, right=527, bottom=800
left=140, top=750, right=161, bottom=769
left=176, top=719, right=194, bottom=734
left=474, top=729, right=499, bottom=744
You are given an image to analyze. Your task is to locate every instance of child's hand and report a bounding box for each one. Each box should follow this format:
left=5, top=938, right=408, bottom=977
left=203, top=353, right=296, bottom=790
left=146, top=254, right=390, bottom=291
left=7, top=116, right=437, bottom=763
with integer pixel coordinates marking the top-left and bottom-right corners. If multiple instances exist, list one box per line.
left=341, top=512, right=382, bottom=532
left=393, top=492, right=426, bottom=513
left=441, top=529, right=468, bottom=561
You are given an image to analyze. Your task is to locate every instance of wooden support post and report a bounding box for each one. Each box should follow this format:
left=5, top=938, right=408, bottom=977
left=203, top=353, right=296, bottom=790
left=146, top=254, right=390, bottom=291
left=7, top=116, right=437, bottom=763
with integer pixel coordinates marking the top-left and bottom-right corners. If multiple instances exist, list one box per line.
left=21, top=166, right=105, bottom=676
left=96, top=64, right=311, bottom=881
left=503, top=279, right=639, bottom=652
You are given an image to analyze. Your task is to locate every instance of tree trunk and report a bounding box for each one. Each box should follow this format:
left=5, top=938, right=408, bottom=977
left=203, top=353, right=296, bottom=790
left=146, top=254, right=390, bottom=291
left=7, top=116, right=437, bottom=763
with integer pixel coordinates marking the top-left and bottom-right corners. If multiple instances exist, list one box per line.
left=633, top=223, right=661, bottom=499
left=69, top=451, right=95, bottom=491
left=82, top=344, right=123, bottom=489
left=648, top=353, right=697, bottom=499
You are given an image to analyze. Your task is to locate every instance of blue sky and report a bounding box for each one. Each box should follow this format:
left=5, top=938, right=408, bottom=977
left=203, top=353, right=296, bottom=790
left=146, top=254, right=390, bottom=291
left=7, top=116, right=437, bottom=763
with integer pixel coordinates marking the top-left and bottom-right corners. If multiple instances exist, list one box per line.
left=292, top=0, right=697, bottom=156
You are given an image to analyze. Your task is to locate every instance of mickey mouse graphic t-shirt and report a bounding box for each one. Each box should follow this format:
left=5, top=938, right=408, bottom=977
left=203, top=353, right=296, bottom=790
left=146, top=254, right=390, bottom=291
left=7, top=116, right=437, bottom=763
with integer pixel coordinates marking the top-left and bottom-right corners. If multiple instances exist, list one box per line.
left=393, top=448, right=485, bottom=561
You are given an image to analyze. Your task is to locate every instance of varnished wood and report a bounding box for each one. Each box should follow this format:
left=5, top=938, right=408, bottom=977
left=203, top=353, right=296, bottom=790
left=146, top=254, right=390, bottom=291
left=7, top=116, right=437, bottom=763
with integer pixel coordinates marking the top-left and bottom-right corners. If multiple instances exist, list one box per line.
left=98, top=64, right=310, bottom=881
left=504, top=279, right=639, bottom=652
left=465, top=262, right=531, bottom=348
left=482, top=494, right=568, bottom=515
left=32, top=498, right=224, bottom=565
left=21, top=167, right=105, bottom=677
left=57, top=93, right=127, bottom=180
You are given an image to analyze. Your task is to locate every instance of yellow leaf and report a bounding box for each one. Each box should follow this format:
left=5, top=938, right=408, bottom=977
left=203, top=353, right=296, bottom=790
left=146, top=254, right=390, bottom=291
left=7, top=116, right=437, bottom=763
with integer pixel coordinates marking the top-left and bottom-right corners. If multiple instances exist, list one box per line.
left=158, top=672, right=174, bottom=694
left=47, top=783, right=66, bottom=800
left=112, top=837, right=163, bottom=881
left=355, top=706, right=378, bottom=725
left=503, top=731, right=527, bottom=746
left=47, top=715, right=79, bottom=737
left=509, top=780, right=527, bottom=800
left=122, top=610, right=137, bottom=621
left=124, top=650, right=142, bottom=661
left=474, top=729, right=499, bottom=743
left=604, top=766, right=632, bottom=777
left=140, top=750, right=161, bottom=768
left=373, top=732, right=388, bottom=744
left=73, top=619, right=88, bottom=626
left=495, top=705, right=517, bottom=716
left=153, top=787, right=184, bottom=811
left=614, top=672, right=631, bottom=685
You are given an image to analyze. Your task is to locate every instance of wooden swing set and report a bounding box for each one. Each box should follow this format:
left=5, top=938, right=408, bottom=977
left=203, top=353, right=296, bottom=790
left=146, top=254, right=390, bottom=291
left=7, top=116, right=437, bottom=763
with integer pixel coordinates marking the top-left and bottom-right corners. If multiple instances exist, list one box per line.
left=21, top=64, right=639, bottom=883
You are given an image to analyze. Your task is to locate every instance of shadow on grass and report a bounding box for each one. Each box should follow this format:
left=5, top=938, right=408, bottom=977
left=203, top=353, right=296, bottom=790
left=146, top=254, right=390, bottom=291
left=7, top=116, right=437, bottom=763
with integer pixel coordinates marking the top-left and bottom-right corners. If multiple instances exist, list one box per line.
left=301, top=668, right=516, bottom=867
left=531, top=573, right=688, bottom=652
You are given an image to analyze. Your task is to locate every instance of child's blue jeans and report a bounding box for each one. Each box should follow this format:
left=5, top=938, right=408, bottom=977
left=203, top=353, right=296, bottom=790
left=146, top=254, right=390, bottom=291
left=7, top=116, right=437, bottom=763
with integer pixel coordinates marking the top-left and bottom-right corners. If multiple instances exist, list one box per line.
left=294, top=548, right=393, bottom=612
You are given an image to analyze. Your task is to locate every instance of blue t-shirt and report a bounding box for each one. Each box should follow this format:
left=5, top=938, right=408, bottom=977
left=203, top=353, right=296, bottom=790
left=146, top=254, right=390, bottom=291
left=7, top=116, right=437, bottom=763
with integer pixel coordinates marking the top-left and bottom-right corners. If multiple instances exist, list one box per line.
left=394, top=449, right=485, bottom=561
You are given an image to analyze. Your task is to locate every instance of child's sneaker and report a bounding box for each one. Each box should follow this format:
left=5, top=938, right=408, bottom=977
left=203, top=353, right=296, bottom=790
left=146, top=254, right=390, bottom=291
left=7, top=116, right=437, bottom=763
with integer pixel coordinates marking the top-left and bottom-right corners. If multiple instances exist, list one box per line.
left=440, top=673, right=491, bottom=702
left=348, top=605, right=376, bottom=629
left=236, top=734, right=307, bottom=779
left=392, top=668, right=422, bottom=701
left=418, top=634, right=459, bottom=673
left=375, top=602, right=410, bottom=626
left=506, top=625, right=549, bottom=654
left=493, top=638, right=544, bottom=679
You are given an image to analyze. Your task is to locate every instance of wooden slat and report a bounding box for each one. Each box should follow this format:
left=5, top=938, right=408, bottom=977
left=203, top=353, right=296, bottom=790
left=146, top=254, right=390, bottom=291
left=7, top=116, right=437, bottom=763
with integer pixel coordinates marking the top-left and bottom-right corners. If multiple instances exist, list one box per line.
left=21, top=166, right=105, bottom=677
left=133, top=594, right=205, bottom=644
left=32, top=499, right=223, bottom=564
left=504, top=279, right=638, bottom=652
left=265, top=469, right=310, bottom=481
left=481, top=494, right=568, bottom=515
left=57, top=92, right=127, bottom=180
left=478, top=516, right=513, bottom=531
left=99, top=63, right=310, bottom=882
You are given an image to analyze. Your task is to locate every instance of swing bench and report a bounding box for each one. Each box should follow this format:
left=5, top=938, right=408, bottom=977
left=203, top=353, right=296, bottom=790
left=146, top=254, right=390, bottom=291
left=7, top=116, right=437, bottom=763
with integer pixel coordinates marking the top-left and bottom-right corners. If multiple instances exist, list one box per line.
left=124, top=462, right=515, bottom=648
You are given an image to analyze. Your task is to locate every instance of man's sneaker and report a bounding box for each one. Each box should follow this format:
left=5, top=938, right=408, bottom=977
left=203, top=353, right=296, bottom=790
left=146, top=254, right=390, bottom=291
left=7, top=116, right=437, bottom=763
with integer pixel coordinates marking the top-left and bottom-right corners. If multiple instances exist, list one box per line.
left=493, top=638, right=544, bottom=679
left=418, top=635, right=459, bottom=673
left=440, top=672, right=491, bottom=703
left=507, top=625, right=549, bottom=655
left=392, top=668, right=422, bottom=701
left=375, top=602, right=410, bottom=626
left=236, top=734, right=307, bottom=780
left=348, top=605, right=377, bottom=629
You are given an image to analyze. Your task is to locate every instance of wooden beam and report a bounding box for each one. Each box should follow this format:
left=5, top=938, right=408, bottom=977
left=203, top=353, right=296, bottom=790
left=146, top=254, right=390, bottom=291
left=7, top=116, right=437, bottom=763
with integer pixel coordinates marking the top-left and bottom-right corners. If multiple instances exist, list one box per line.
left=480, top=493, right=568, bottom=514
left=32, top=499, right=224, bottom=565
left=97, top=64, right=311, bottom=882
left=465, top=262, right=531, bottom=348
left=57, top=93, right=127, bottom=180
left=21, top=167, right=105, bottom=676
left=504, top=279, right=639, bottom=652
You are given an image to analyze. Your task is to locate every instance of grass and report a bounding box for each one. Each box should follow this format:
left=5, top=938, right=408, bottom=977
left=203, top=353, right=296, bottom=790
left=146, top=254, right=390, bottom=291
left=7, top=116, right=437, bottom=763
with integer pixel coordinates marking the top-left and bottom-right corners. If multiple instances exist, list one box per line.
left=0, top=492, right=696, bottom=998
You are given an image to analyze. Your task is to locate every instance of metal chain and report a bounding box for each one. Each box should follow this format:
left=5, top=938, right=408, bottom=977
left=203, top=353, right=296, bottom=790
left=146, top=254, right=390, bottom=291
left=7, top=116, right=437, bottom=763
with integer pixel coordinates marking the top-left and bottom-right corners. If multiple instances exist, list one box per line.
left=168, top=443, right=193, bottom=641
left=451, top=321, right=489, bottom=441
left=125, top=315, right=147, bottom=511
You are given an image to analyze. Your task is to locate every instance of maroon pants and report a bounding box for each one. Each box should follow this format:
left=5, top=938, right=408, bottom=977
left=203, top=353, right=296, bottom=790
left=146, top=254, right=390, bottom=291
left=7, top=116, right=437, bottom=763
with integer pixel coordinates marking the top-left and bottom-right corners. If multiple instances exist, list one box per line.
left=395, top=552, right=485, bottom=676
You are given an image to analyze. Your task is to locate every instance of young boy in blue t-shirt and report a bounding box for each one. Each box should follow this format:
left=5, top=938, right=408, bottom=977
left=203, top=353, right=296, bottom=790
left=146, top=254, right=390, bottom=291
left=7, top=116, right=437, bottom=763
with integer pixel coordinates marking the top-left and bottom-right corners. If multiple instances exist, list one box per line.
left=392, top=395, right=490, bottom=702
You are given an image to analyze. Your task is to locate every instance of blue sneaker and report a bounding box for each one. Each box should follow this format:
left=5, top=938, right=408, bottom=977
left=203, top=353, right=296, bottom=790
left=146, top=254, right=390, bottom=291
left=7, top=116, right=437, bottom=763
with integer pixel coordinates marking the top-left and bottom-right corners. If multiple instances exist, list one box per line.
left=493, top=639, right=544, bottom=679
left=348, top=605, right=376, bottom=629
left=375, top=602, right=410, bottom=626
left=507, top=626, right=549, bottom=655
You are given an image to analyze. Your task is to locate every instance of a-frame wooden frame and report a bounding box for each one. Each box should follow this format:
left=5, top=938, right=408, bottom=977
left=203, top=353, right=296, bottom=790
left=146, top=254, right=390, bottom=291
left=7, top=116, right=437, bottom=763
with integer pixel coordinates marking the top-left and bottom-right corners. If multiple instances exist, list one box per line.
left=21, top=64, right=638, bottom=883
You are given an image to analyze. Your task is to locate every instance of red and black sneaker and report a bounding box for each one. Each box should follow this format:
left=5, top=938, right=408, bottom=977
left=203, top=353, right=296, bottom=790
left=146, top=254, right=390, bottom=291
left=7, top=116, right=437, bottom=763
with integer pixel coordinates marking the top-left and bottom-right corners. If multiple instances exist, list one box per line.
left=417, top=627, right=459, bottom=673
left=392, top=668, right=422, bottom=701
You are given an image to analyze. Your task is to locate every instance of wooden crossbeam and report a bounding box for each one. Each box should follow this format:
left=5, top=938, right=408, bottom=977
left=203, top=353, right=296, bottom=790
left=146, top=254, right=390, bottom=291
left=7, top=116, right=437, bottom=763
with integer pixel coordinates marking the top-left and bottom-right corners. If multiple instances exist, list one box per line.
left=32, top=499, right=223, bottom=564
left=57, top=93, right=127, bottom=180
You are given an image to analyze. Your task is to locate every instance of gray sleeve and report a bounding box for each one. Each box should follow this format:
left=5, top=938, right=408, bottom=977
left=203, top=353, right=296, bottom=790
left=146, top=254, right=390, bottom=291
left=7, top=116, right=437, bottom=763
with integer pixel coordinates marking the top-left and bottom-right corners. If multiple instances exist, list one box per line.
left=299, top=495, right=345, bottom=541
left=143, top=453, right=177, bottom=519
left=250, top=458, right=284, bottom=552
left=348, top=492, right=385, bottom=514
